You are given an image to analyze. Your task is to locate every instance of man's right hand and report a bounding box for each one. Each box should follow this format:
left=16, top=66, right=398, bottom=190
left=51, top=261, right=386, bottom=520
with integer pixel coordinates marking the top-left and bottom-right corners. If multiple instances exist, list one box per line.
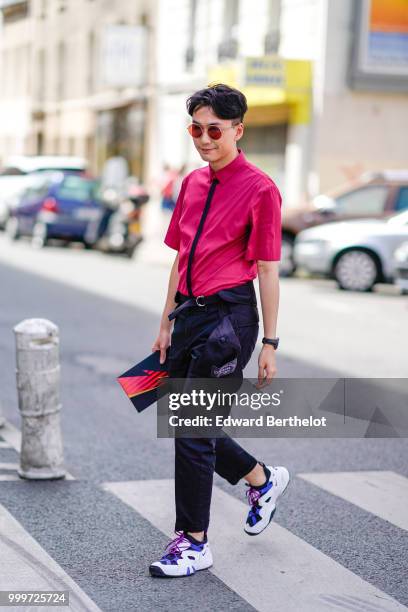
left=152, top=327, right=171, bottom=364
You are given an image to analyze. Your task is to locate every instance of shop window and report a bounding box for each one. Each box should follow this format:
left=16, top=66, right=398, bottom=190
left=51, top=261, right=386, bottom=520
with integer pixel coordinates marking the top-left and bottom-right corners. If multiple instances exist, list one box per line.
left=218, top=0, right=239, bottom=61
left=185, top=0, right=197, bottom=71
left=264, top=0, right=281, bottom=55
left=240, top=124, right=287, bottom=185
left=39, top=0, right=47, bottom=19
left=57, top=41, right=66, bottom=100
left=88, top=30, right=95, bottom=94
left=1, top=1, right=28, bottom=23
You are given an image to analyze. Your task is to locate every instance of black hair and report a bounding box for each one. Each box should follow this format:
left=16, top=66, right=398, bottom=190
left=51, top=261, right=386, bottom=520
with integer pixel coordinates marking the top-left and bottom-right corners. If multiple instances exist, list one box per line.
left=186, top=83, right=247, bottom=122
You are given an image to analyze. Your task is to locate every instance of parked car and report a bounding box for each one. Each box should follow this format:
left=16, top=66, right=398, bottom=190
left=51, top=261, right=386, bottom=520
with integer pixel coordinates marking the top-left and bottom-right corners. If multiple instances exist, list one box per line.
left=0, top=155, right=88, bottom=229
left=1, top=155, right=88, bottom=175
left=393, top=241, right=408, bottom=294
left=293, top=210, right=408, bottom=292
left=282, top=170, right=408, bottom=276
left=6, top=172, right=102, bottom=247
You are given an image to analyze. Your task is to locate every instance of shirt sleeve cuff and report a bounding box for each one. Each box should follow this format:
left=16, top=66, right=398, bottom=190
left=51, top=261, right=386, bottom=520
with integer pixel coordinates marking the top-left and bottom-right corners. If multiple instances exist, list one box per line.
left=164, top=235, right=179, bottom=250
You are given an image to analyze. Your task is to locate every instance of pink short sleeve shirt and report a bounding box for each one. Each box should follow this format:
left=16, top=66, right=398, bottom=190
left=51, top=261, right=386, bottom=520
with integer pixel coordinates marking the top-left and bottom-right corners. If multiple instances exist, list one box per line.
left=164, top=149, right=282, bottom=296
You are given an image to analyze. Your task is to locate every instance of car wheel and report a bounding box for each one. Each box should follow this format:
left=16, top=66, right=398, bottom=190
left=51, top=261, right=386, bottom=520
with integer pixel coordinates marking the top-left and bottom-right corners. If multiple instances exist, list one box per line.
left=5, top=217, right=20, bottom=240
left=31, top=222, right=49, bottom=249
left=334, top=249, right=380, bottom=292
left=279, top=235, right=296, bottom=277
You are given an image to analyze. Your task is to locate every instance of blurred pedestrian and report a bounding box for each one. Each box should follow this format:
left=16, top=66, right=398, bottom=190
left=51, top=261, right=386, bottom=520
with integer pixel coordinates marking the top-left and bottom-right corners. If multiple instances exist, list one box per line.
left=150, top=84, right=290, bottom=578
left=160, top=164, right=178, bottom=211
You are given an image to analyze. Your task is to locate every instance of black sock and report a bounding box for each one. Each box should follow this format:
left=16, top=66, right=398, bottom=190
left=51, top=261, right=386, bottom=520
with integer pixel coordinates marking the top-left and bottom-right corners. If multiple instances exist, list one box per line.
left=185, top=532, right=207, bottom=545
left=251, top=463, right=271, bottom=490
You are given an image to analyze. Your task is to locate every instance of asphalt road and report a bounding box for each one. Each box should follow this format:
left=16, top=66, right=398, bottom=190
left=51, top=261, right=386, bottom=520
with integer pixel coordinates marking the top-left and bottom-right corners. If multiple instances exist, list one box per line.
left=0, top=236, right=407, bottom=611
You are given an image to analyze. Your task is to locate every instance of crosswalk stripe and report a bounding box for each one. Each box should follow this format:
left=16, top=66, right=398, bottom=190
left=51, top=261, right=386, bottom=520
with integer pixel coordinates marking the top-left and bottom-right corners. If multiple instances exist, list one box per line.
left=103, top=479, right=406, bottom=612
left=0, top=421, right=21, bottom=450
left=0, top=441, right=12, bottom=449
left=298, top=471, right=408, bottom=532
left=0, top=503, right=102, bottom=611
left=0, top=463, right=20, bottom=470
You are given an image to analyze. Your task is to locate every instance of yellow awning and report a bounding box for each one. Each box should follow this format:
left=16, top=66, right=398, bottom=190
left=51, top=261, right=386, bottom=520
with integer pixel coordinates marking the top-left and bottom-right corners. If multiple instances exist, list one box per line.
left=208, top=57, right=312, bottom=125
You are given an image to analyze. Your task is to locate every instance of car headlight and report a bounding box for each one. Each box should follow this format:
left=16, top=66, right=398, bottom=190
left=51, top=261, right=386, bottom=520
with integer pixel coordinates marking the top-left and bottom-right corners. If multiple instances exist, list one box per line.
left=393, top=243, right=408, bottom=263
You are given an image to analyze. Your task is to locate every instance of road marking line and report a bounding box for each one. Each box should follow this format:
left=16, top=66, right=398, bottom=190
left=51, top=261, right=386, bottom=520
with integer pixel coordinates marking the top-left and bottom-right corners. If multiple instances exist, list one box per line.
left=0, top=475, right=21, bottom=481
left=103, top=479, right=406, bottom=612
left=0, top=463, right=20, bottom=470
left=298, top=471, right=408, bottom=532
left=0, top=441, right=12, bottom=449
left=0, top=421, right=21, bottom=450
left=0, top=420, right=75, bottom=480
left=0, top=504, right=102, bottom=610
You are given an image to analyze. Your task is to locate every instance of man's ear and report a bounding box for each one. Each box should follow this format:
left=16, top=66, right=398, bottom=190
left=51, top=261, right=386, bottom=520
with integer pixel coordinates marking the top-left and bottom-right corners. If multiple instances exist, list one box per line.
left=235, top=123, right=244, bottom=142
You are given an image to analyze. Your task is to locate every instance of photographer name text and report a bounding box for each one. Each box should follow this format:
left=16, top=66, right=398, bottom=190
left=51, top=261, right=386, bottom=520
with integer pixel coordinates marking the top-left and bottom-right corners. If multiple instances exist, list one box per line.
left=168, top=415, right=327, bottom=428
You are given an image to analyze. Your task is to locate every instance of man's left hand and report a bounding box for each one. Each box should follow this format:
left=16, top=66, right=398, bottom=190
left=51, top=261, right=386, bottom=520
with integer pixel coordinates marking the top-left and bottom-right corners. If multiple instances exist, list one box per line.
left=257, top=345, right=277, bottom=388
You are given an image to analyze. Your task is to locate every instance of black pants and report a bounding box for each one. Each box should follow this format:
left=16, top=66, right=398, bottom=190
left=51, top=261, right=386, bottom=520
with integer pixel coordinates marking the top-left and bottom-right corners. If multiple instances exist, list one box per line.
left=168, top=282, right=260, bottom=533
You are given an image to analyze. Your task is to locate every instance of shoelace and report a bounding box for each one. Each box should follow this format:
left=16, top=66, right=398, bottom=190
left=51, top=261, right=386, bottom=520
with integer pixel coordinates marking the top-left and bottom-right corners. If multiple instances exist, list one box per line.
left=246, top=468, right=277, bottom=507
left=163, top=531, right=192, bottom=557
left=246, top=487, right=262, bottom=506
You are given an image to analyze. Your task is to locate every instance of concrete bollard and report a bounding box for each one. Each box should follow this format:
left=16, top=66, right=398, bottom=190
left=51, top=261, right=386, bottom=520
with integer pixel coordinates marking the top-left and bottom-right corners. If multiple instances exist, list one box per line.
left=13, top=318, right=65, bottom=479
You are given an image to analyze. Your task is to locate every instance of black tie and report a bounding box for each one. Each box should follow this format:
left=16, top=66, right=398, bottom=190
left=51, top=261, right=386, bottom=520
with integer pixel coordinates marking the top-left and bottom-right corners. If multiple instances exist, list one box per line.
left=186, top=178, right=219, bottom=298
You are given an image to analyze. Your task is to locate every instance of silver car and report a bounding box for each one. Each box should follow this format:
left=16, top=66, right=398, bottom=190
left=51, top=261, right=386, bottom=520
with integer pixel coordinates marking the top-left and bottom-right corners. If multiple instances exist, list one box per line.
left=293, top=210, right=408, bottom=291
left=393, top=241, right=408, bottom=294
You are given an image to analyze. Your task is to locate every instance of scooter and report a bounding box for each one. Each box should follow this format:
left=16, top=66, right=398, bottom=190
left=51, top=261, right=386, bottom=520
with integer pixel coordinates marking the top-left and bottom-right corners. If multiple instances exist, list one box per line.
left=85, top=181, right=149, bottom=257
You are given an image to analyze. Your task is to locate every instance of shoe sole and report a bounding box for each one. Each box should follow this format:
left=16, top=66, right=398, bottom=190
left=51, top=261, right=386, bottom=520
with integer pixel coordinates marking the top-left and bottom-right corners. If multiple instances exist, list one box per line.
left=149, top=562, right=213, bottom=578
left=244, top=474, right=291, bottom=537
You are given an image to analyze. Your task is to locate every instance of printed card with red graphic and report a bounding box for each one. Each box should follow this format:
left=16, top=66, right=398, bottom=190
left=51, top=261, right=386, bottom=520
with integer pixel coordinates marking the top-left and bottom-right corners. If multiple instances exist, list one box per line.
left=117, top=349, right=170, bottom=412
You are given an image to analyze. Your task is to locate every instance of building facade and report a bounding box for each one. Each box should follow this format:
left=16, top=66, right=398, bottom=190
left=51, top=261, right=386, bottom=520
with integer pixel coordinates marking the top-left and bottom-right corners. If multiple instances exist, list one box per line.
left=0, top=0, right=154, bottom=179
left=152, top=0, right=312, bottom=205
left=151, top=0, right=408, bottom=205
left=0, top=0, right=407, bottom=203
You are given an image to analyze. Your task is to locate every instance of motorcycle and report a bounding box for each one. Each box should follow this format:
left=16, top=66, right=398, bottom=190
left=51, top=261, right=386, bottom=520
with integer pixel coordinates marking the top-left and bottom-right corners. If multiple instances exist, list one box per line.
left=85, top=180, right=149, bottom=258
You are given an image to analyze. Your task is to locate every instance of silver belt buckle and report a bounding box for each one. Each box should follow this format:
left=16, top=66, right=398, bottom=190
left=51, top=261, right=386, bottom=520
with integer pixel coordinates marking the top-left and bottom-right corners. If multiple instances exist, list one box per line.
left=195, top=295, right=205, bottom=307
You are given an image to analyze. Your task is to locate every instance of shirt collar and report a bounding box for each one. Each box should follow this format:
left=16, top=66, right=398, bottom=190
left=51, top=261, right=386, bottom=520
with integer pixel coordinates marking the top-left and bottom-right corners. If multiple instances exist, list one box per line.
left=208, top=148, right=246, bottom=184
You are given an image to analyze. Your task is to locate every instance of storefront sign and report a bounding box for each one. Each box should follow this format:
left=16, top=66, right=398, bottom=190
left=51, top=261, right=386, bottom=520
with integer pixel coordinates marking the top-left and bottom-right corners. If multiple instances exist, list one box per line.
left=350, top=0, right=408, bottom=90
left=244, top=56, right=285, bottom=87
left=101, top=25, right=148, bottom=88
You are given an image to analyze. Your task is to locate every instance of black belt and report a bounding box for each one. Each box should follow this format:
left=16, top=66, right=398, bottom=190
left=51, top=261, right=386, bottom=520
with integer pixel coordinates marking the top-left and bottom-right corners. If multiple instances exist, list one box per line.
left=168, top=281, right=256, bottom=321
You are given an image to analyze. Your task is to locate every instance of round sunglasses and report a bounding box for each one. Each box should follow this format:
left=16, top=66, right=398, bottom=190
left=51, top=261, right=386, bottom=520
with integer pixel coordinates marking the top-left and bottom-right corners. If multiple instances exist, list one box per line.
left=187, top=121, right=240, bottom=141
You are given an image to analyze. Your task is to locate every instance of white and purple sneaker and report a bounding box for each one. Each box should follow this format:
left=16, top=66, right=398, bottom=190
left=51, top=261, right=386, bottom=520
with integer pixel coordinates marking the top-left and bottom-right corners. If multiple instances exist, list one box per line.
left=244, top=464, right=290, bottom=536
left=149, top=531, right=213, bottom=577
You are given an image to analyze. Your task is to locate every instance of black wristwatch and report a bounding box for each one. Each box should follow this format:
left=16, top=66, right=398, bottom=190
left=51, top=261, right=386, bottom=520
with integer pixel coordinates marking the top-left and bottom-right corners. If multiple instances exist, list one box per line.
left=262, top=337, right=279, bottom=350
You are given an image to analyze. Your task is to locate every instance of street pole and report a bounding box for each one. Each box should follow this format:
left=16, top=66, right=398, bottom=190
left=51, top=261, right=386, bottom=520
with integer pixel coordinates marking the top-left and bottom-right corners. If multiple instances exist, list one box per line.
left=13, top=318, right=66, bottom=479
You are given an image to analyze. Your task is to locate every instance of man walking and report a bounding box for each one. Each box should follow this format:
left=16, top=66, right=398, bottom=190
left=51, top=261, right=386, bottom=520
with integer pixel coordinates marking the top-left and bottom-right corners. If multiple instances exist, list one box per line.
left=150, top=84, right=290, bottom=578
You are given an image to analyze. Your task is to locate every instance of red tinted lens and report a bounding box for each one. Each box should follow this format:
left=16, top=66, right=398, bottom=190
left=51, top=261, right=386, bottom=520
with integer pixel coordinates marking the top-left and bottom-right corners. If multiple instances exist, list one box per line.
left=207, top=126, right=222, bottom=140
left=188, top=124, right=203, bottom=138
